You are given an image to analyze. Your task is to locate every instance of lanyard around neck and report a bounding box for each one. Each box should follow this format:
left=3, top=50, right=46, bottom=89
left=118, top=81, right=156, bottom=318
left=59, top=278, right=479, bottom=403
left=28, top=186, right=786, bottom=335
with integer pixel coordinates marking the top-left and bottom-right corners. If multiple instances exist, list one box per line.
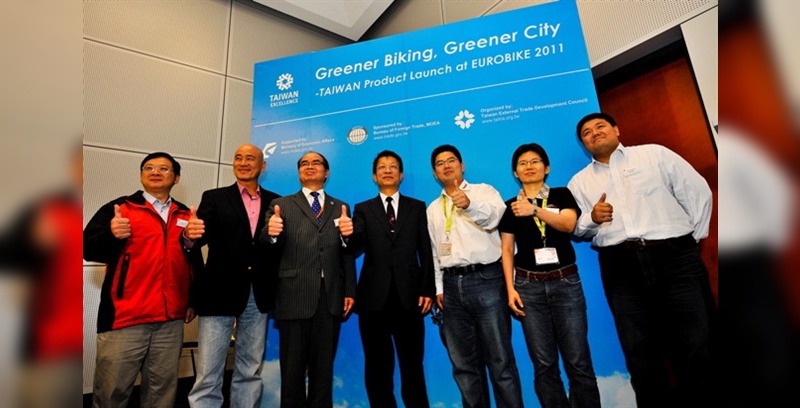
left=442, top=195, right=457, bottom=234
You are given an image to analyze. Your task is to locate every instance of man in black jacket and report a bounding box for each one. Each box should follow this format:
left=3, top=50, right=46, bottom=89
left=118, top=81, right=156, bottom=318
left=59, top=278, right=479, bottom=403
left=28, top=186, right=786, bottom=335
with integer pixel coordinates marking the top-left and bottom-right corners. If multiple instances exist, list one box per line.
left=185, top=144, right=280, bottom=408
left=349, top=150, right=435, bottom=408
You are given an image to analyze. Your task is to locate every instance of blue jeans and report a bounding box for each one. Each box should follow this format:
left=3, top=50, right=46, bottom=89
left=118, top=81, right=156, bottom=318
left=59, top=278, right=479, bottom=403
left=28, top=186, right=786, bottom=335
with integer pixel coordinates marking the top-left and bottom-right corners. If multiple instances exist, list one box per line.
left=515, top=269, right=600, bottom=408
left=599, top=235, right=715, bottom=407
left=189, top=288, right=268, bottom=408
left=441, top=263, right=523, bottom=408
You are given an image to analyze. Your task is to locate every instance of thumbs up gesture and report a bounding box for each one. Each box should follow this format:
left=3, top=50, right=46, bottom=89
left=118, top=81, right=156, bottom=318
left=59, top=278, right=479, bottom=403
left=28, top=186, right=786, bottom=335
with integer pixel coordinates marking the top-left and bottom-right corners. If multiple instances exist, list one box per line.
left=268, top=205, right=284, bottom=237
left=110, top=204, right=132, bottom=239
left=450, top=179, right=470, bottom=209
left=590, top=193, right=614, bottom=224
left=338, top=204, right=353, bottom=237
left=184, top=206, right=205, bottom=240
left=511, top=193, right=536, bottom=217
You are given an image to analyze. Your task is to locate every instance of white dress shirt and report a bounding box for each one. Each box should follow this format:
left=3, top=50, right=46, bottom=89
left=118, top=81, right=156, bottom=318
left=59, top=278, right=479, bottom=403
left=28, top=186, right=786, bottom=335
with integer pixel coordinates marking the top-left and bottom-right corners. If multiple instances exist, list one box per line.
left=427, top=180, right=506, bottom=295
left=142, top=191, right=172, bottom=223
left=302, top=187, right=325, bottom=209
left=567, top=143, right=712, bottom=247
left=379, top=191, right=400, bottom=219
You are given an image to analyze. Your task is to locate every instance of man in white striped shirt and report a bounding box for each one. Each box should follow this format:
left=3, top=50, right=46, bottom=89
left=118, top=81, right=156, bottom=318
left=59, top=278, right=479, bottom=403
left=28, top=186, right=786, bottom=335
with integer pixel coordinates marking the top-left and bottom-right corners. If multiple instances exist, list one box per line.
left=568, top=112, right=715, bottom=408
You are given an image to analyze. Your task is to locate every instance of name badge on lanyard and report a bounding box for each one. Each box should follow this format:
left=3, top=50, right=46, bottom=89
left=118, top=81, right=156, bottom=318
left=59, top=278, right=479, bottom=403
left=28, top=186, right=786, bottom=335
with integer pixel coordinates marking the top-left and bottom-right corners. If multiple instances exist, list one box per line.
left=528, top=194, right=559, bottom=265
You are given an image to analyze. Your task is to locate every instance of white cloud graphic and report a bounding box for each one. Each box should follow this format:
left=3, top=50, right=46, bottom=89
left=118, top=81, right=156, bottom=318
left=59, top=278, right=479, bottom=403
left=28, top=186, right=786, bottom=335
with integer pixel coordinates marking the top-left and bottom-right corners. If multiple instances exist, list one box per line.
left=598, top=371, right=636, bottom=408
left=259, top=359, right=281, bottom=407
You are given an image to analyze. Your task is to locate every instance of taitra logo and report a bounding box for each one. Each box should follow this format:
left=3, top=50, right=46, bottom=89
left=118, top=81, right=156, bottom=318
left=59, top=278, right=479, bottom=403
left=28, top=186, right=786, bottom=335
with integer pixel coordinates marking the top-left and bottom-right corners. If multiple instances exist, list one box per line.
left=347, top=127, right=368, bottom=145
left=276, top=73, right=293, bottom=91
left=454, top=110, right=475, bottom=129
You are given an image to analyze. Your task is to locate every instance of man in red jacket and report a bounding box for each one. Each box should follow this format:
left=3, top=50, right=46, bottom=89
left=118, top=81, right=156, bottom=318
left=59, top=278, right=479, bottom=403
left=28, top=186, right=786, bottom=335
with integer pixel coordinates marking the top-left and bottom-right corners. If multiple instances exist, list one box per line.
left=84, top=152, right=199, bottom=408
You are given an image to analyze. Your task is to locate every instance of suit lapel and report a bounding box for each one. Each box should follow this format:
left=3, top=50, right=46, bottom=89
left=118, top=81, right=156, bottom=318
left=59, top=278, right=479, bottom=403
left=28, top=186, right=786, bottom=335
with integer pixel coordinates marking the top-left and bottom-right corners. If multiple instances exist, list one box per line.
left=368, top=196, right=393, bottom=237
left=256, top=185, right=269, bottom=234
left=393, top=194, right=410, bottom=237
left=224, top=183, right=251, bottom=229
left=319, top=194, right=337, bottom=229
left=292, top=191, right=319, bottom=225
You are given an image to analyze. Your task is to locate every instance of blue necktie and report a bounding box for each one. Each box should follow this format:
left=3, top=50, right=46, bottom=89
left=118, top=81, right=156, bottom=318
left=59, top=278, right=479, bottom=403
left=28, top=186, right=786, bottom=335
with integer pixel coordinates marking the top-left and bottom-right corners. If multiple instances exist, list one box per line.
left=310, top=191, right=322, bottom=223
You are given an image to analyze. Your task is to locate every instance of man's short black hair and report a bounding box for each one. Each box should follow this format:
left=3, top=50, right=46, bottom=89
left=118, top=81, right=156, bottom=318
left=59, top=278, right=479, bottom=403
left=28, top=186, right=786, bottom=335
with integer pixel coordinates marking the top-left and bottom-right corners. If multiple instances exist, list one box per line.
left=140, top=152, right=181, bottom=176
left=430, top=144, right=462, bottom=169
left=372, top=150, right=404, bottom=174
left=576, top=112, right=617, bottom=141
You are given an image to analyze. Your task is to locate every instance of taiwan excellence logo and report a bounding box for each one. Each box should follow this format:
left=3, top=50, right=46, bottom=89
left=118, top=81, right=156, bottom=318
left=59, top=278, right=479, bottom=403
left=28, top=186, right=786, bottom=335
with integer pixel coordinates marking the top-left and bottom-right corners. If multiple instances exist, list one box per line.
left=269, top=73, right=299, bottom=107
left=454, top=109, right=475, bottom=129
left=276, top=73, right=293, bottom=90
left=347, top=127, right=368, bottom=145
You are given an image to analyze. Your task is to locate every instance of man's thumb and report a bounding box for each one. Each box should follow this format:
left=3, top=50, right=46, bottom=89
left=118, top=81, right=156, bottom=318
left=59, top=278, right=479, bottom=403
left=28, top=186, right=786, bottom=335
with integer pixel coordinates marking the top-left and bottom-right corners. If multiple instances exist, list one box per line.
left=598, top=193, right=607, bottom=204
left=341, top=204, right=348, bottom=217
left=114, top=204, right=122, bottom=218
left=189, top=206, right=197, bottom=218
left=273, top=205, right=281, bottom=217
left=453, top=179, right=460, bottom=191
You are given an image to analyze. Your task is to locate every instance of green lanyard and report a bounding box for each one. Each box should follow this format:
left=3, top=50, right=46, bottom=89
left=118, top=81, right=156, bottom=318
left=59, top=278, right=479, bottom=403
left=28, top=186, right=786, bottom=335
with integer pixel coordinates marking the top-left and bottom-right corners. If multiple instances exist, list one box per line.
left=521, top=186, right=549, bottom=247
left=442, top=195, right=457, bottom=236
left=533, top=197, right=548, bottom=241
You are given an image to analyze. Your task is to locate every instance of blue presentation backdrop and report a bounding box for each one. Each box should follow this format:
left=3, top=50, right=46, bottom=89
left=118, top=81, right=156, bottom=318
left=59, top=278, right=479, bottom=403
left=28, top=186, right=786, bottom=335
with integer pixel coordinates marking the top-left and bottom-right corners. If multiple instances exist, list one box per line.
left=252, top=1, right=632, bottom=406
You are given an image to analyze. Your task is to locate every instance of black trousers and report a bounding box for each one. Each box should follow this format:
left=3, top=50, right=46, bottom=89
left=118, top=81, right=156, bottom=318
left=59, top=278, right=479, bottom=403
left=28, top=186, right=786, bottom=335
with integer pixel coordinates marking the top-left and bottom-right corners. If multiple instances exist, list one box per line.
left=278, top=280, right=341, bottom=408
left=358, top=283, right=430, bottom=408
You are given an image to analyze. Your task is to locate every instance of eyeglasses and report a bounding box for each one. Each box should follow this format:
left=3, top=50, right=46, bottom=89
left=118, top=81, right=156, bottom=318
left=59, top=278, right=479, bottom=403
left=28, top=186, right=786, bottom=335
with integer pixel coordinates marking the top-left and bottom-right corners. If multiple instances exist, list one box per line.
left=142, top=165, right=172, bottom=174
left=434, top=157, right=458, bottom=168
left=517, top=159, right=543, bottom=167
left=376, top=164, right=399, bottom=172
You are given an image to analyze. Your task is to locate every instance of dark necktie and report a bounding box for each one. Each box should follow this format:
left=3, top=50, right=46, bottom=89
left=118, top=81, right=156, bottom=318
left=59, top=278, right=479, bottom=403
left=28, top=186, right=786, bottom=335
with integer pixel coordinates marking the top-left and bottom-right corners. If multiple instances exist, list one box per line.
left=386, top=197, right=396, bottom=232
left=310, top=191, right=322, bottom=223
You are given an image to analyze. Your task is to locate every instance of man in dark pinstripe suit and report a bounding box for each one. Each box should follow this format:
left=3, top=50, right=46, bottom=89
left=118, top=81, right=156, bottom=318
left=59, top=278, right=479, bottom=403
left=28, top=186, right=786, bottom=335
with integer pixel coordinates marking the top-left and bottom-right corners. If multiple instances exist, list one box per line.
left=261, top=151, right=357, bottom=408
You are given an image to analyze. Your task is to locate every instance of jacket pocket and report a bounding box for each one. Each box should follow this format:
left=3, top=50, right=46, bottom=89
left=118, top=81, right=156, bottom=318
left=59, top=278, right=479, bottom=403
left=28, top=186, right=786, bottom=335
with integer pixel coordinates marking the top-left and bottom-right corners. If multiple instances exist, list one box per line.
left=116, top=253, right=131, bottom=299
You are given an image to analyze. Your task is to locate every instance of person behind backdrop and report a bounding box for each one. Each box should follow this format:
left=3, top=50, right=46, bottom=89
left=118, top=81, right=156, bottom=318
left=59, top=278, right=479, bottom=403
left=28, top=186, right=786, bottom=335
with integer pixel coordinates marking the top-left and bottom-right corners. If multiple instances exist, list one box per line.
left=261, top=151, right=357, bottom=408
left=567, top=112, right=715, bottom=407
left=83, top=152, right=198, bottom=408
left=499, top=143, right=600, bottom=408
left=349, top=150, right=435, bottom=408
left=426, top=144, right=523, bottom=408
left=185, top=144, right=280, bottom=408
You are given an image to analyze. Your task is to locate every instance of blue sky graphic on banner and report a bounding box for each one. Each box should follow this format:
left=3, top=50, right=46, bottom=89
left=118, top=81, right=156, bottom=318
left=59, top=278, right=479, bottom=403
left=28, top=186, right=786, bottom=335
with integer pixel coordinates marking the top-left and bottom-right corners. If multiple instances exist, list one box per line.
left=252, top=1, right=635, bottom=406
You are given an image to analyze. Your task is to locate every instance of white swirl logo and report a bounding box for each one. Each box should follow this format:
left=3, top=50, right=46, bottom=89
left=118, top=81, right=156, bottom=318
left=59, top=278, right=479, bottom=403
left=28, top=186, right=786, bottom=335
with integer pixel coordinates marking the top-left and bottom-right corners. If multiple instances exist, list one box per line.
left=276, top=73, right=293, bottom=91
left=454, top=110, right=475, bottom=129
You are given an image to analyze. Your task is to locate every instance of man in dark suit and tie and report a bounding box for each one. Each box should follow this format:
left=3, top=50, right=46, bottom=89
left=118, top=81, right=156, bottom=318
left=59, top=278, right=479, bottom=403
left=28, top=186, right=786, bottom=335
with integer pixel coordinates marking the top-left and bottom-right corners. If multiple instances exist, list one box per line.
left=183, top=144, right=280, bottom=407
left=261, top=151, right=357, bottom=408
left=349, top=150, right=435, bottom=408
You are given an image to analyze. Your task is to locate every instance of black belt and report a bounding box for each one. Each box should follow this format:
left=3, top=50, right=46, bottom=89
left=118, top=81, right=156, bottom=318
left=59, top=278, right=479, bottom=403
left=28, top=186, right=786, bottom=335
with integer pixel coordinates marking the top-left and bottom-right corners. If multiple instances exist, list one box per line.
left=610, top=234, right=694, bottom=250
left=442, top=260, right=501, bottom=275
left=515, top=264, right=577, bottom=282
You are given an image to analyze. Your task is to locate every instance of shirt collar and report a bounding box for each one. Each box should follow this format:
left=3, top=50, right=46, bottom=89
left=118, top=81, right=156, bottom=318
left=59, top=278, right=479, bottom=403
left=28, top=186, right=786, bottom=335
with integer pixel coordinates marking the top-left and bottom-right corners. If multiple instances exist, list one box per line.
left=237, top=182, right=261, bottom=198
left=302, top=186, right=324, bottom=198
left=439, top=179, right=469, bottom=198
left=142, top=191, right=171, bottom=207
left=379, top=191, right=400, bottom=203
left=591, top=143, right=626, bottom=166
